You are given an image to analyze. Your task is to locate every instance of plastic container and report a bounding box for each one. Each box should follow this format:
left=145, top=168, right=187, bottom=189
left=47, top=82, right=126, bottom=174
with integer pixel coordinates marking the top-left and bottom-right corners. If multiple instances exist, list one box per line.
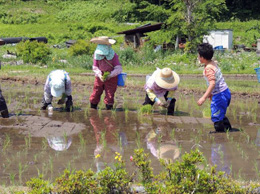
left=117, top=73, right=127, bottom=86
left=48, top=105, right=53, bottom=116
left=254, top=67, right=260, bottom=83
left=214, top=45, right=224, bottom=50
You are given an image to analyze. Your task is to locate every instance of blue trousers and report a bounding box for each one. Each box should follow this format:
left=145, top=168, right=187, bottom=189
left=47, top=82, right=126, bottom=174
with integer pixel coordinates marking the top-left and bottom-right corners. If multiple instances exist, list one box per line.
left=211, top=88, right=231, bottom=123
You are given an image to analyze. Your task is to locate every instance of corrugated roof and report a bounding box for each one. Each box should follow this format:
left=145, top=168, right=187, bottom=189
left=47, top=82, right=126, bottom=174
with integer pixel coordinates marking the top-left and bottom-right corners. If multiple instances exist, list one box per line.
left=117, top=23, right=163, bottom=35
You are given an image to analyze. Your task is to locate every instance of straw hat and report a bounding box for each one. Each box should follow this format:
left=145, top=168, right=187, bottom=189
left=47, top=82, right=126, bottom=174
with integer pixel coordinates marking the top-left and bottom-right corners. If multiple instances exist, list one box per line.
left=90, top=36, right=116, bottom=45
left=155, top=68, right=180, bottom=89
left=47, top=136, right=72, bottom=151
left=157, top=144, right=180, bottom=161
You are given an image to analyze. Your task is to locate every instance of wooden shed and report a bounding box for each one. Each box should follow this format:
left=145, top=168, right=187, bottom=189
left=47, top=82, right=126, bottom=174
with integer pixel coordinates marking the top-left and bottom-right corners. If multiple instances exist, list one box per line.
left=117, top=23, right=163, bottom=48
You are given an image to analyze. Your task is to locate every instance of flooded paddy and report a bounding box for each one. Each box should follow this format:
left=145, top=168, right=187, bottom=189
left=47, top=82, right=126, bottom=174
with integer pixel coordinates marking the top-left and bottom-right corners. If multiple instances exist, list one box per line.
left=0, top=76, right=260, bottom=186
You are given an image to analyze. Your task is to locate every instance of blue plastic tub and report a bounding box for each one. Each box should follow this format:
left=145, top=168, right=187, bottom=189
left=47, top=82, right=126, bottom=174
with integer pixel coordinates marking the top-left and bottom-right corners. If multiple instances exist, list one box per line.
left=214, top=45, right=224, bottom=50
left=117, top=73, right=127, bottom=86
left=254, top=67, right=260, bottom=83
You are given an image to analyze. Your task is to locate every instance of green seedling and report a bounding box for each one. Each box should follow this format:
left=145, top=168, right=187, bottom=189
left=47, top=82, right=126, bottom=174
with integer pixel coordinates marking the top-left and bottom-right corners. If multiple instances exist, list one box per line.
left=139, top=104, right=153, bottom=115
left=9, top=173, right=16, bottom=185
left=2, top=134, right=11, bottom=152
left=24, top=133, right=31, bottom=149
left=124, top=108, right=129, bottom=122
left=103, top=71, right=110, bottom=80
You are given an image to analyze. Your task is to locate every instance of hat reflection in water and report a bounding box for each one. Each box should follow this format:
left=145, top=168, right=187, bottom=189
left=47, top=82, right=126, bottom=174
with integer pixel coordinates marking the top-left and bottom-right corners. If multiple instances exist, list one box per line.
left=146, top=127, right=180, bottom=163
left=47, top=136, right=72, bottom=151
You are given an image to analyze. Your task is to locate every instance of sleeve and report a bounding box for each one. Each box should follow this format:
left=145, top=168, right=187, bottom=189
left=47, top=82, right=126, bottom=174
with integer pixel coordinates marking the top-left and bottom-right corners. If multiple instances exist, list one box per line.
left=109, top=53, right=122, bottom=77
left=146, top=89, right=157, bottom=102
left=93, top=58, right=102, bottom=77
left=205, top=67, right=216, bottom=82
left=65, top=73, right=72, bottom=96
left=44, top=75, right=52, bottom=104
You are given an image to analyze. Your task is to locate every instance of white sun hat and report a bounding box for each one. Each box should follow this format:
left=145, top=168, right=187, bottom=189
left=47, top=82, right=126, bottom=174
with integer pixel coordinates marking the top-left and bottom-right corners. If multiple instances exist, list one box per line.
left=49, top=70, right=66, bottom=97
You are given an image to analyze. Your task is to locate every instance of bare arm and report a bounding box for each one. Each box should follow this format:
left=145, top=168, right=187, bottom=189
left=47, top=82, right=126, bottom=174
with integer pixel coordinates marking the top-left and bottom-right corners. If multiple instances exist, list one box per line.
left=197, top=80, right=215, bottom=106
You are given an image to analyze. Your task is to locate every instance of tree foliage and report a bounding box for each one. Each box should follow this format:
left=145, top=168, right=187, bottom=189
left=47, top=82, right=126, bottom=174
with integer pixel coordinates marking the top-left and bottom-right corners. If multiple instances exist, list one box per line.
left=166, top=0, right=227, bottom=52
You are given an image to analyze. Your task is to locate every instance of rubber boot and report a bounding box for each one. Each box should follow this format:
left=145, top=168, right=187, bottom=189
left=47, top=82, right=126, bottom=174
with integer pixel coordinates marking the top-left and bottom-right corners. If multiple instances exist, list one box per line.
left=214, top=121, right=225, bottom=132
left=223, top=116, right=232, bottom=131
left=167, top=98, right=176, bottom=116
left=106, top=104, right=113, bottom=110
left=90, top=103, right=98, bottom=109
left=65, top=95, right=73, bottom=112
left=1, top=109, right=9, bottom=118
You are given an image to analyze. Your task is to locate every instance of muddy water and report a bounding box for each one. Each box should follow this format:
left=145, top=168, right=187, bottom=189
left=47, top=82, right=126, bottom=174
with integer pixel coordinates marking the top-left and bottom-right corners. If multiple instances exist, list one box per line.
left=0, top=80, right=260, bottom=186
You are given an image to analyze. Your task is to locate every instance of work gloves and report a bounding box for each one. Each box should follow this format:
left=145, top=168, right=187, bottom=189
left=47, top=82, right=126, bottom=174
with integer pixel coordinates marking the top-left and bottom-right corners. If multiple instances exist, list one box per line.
left=41, top=99, right=51, bottom=110
left=41, top=95, right=73, bottom=112
left=1, top=109, right=9, bottom=118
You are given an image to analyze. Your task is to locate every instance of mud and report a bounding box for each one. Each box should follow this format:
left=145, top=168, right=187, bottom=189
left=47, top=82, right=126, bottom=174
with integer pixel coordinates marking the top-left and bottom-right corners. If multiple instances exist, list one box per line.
left=0, top=76, right=260, bottom=185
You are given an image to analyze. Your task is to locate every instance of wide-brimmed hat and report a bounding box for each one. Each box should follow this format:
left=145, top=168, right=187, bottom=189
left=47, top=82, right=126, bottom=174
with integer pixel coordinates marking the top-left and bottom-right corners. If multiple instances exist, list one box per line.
left=90, top=36, right=116, bottom=45
left=157, top=144, right=180, bottom=161
left=49, top=71, right=66, bottom=97
left=47, top=136, right=72, bottom=151
left=155, top=68, right=180, bottom=89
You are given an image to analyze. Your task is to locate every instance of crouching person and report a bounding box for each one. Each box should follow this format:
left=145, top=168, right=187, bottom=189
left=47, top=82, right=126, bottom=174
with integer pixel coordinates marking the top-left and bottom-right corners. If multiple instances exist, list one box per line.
left=41, top=70, right=73, bottom=112
left=143, top=67, right=180, bottom=115
left=0, top=89, right=9, bottom=118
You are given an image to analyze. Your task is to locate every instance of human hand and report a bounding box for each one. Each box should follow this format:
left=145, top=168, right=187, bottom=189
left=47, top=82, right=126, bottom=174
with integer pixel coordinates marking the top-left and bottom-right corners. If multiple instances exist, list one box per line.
left=197, top=97, right=206, bottom=106
left=156, top=99, right=165, bottom=107
left=165, top=98, right=172, bottom=108
left=99, top=75, right=105, bottom=82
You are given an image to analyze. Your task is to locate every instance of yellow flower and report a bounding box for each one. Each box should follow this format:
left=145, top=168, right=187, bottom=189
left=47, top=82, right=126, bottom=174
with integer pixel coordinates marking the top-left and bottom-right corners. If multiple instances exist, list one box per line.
left=95, top=154, right=101, bottom=159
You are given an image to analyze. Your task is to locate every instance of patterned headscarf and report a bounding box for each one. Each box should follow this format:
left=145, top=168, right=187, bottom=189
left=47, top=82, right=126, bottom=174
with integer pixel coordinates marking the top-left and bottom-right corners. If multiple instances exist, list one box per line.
left=94, top=44, right=115, bottom=60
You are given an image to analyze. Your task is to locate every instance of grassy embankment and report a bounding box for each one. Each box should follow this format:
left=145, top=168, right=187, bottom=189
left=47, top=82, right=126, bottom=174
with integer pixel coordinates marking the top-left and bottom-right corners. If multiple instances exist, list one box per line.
left=0, top=0, right=260, bottom=94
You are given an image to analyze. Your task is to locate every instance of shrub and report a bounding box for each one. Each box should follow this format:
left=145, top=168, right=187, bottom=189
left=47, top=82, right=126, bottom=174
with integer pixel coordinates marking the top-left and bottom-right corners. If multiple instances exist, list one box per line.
left=16, top=40, right=52, bottom=64
left=26, top=174, right=52, bottom=194
left=24, top=149, right=260, bottom=194
left=68, top=39, right=95, bottom=56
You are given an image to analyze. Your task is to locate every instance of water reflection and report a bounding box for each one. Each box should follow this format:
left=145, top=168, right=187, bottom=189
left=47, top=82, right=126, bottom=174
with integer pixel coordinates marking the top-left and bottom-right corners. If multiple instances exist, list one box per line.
left=89, top=111, right=128, bottom=172
left=255, top=129, right=260, bottom=146
left=210, top=136, right=231, bottom=175
left=47, top=136, right=72, bottom=151
left=146, top=125, right=180, bottom=163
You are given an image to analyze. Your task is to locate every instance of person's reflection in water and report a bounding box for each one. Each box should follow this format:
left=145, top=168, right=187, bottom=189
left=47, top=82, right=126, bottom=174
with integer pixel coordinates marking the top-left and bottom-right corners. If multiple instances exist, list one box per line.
left=146, top=126, right=180, bottom=163
left=90, top=111, right=127, bottom=172
left=210, top=136, right=230, bottom=175
left=255, top=129, right=260, bottom=147
left=47, top=136, right=72, bottom=151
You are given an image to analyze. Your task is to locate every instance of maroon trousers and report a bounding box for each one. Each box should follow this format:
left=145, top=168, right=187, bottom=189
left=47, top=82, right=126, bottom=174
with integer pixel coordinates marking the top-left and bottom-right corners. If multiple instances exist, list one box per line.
left=89, top=76, right=118, bottom=105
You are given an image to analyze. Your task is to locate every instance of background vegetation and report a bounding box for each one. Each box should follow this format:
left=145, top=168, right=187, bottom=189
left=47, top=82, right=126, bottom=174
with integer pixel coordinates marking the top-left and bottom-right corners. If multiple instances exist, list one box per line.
left=0, top=0, right=259, bottom=75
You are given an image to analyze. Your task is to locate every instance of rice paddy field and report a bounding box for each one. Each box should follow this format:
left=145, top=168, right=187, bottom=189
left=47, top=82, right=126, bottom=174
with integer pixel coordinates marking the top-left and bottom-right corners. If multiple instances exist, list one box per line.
left=1, top=74, right=260, bottom=187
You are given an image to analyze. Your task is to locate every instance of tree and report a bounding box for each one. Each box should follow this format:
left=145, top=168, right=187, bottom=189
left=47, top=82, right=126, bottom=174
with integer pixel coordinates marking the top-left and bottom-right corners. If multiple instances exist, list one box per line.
left=166, top=0, right=227, bottom=52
